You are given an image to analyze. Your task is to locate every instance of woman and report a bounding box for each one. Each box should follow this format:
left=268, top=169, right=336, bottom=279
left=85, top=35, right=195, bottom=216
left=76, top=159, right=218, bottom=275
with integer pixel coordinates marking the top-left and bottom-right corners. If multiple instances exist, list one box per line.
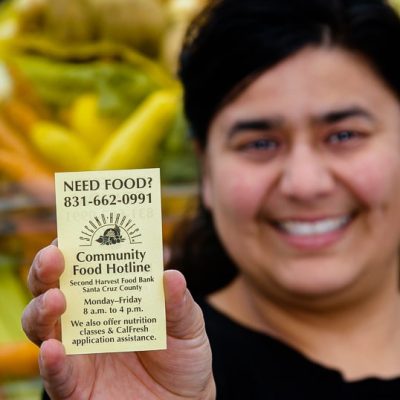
left=23, top=0, right=400, bottom=398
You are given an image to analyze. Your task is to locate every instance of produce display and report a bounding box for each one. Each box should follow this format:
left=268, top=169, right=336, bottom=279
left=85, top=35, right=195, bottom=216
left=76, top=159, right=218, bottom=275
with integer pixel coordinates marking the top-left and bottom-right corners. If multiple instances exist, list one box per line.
left=0, top=256, right=38, bottom=378
left=0, top=0, right=205, bottom=393
left=0, top=0, right=207, bottom=193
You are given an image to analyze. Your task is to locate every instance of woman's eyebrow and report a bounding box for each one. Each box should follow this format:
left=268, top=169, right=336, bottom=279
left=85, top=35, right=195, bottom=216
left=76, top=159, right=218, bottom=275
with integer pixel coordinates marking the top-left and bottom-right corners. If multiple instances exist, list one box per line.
left=313, top=106, right=375, bottom=124
left=227, top=107, right=374, bottom=137
left=228, top=118, right=283, bottom=137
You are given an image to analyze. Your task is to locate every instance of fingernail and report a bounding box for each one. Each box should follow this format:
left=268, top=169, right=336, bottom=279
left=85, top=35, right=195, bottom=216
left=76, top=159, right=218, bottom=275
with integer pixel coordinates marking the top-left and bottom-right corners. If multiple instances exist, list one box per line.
left=41, top=290, right=49, bottom=310
left=37, top=244, right=53, bottom=271
left=36, top=249, right=43, bottom=271
left=38, top=345, right=46, bottom=372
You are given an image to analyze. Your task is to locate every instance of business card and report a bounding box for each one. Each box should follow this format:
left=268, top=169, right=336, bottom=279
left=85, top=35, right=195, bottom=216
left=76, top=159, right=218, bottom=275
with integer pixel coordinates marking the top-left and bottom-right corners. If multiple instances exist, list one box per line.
left=55, top=169, right=166, bottom=355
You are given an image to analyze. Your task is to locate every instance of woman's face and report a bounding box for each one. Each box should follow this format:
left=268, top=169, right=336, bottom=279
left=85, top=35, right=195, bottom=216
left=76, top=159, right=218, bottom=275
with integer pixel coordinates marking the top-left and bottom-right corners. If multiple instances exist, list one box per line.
left=202, top=47, right=400, bottom=302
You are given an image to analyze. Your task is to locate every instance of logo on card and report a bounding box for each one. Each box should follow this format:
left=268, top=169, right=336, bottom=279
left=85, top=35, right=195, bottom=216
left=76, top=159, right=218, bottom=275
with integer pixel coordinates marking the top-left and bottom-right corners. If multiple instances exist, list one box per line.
left=79, top=212, right=142, bottom=247
left=96, top=225, right=124, bottom=245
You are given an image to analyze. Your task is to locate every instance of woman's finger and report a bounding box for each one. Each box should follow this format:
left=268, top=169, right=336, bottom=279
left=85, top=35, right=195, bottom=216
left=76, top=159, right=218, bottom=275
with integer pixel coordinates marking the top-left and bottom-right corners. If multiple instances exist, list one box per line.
left=39, top=339, right=81, bottom=400
left=27, top=244, right=64, bottom=297
left=22, top=288, right=66, bottom=346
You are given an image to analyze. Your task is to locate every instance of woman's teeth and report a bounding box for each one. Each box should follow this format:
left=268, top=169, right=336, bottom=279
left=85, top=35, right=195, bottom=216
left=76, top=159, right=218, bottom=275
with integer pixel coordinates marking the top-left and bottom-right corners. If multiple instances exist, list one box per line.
left=277, top=216, right=351, bottom=236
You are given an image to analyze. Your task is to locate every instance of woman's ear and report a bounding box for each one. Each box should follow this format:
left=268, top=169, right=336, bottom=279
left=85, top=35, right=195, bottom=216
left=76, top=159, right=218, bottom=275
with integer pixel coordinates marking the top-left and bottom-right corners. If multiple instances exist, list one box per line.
left=193, top=139, right=213, bottom=211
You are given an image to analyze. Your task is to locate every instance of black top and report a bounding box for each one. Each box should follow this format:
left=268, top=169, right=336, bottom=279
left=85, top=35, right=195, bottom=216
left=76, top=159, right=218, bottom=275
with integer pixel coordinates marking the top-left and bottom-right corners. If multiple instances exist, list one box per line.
left=199, top=299, right=400, bottom=400
left=42, top=299, right=400, bottom=400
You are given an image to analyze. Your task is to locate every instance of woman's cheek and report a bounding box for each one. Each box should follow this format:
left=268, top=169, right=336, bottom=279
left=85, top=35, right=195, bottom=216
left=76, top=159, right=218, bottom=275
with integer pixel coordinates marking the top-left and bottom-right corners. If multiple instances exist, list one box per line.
left=340, top=151, right=400, bottom=208
left=216, top=163, right=271, bottom=220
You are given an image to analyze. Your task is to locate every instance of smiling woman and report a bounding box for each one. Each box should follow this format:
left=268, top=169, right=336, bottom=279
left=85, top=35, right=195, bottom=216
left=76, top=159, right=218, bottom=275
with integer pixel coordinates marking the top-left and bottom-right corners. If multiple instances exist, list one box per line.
left=203, top=47, right=400, bottom=301
left=171, top=0, right=400, bottom=397
left=22, top=0, right=400, bottom=399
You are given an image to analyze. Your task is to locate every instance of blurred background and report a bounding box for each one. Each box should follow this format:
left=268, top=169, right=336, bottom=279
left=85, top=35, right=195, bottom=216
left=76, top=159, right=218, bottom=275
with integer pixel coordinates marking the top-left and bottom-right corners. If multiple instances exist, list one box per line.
left=0, top=0, right=205, bottom=398
left=5, top=0, right=400, bottom=398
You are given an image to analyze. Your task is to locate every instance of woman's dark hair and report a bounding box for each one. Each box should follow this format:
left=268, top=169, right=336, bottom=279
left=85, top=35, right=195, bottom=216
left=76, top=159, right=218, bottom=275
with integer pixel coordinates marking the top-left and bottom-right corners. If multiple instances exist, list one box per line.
left=180, top=0, right=400, bottom=147
left=168, top=0, right=400, bottom=297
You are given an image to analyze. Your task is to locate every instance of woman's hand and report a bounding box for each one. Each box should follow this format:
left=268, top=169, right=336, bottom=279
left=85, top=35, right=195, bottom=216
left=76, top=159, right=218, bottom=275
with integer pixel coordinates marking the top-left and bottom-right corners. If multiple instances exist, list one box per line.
left=22, top=244, right=215, bottom=399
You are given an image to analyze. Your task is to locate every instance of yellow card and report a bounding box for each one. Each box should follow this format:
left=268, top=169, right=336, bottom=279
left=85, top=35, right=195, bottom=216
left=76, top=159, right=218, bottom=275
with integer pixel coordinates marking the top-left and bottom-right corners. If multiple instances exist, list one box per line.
left=55, top=169, right=166, bottom=355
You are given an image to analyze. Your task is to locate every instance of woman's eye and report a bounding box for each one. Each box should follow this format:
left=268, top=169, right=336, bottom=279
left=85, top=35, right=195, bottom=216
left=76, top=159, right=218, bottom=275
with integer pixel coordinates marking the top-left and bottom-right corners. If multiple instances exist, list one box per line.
left=241, top=138, right=279, bottom=151
left=326, top=130, right=359, bottom=144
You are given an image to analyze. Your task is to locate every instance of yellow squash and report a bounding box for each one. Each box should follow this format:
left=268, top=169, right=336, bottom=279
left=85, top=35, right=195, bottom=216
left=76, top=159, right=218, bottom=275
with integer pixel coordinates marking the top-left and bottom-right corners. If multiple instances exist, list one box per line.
left=92, top=89, right=179, bottom=170
left=30, top=120, right=93, bottom=171
left=69, top=94, right=119, bottom=152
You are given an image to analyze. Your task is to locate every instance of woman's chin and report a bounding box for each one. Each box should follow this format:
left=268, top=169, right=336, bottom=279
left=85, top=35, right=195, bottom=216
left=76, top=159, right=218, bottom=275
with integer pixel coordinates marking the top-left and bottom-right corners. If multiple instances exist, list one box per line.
left=272, top=263, right=361, bottom=302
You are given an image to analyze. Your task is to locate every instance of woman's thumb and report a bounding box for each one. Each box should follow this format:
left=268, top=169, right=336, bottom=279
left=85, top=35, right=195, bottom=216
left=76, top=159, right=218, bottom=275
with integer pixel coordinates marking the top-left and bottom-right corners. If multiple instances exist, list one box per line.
left=164, top=269, right=205, bottom=340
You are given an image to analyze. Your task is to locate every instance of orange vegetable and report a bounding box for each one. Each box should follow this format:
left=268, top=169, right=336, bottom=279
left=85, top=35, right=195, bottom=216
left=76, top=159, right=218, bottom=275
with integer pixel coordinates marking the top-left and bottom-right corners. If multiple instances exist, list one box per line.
left=0, top=113, right=55, bottom=204
left=1, top=98, right=41, bottom=135
left=6, top=63, right=50, bottom=118
left=0, top=149, right=55, bottom=205
left=0, top=341, right=39, bottom=380
left=0, top=116, right=31, bottom=156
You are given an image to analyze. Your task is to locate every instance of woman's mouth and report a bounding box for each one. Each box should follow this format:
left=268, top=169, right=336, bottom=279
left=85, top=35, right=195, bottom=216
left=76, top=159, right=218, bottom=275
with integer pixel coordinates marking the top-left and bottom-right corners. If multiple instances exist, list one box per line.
left=271, top=214, right=355, bottom=250
left=276, top=215, right=352, bottom=236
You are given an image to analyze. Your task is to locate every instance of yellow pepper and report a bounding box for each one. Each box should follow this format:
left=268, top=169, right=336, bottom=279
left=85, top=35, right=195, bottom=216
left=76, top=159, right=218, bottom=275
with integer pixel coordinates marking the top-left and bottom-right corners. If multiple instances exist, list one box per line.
left=30, top=120, right=93, bottom=171
left=92, top=89, right=179, bottom=170
left=69, top=94, right=119, bottom=152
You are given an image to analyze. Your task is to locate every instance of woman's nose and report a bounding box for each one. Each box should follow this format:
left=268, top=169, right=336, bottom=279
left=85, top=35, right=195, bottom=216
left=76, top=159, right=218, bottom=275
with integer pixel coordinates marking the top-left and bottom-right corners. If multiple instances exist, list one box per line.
left=279, top=144, right=335, bottom=202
